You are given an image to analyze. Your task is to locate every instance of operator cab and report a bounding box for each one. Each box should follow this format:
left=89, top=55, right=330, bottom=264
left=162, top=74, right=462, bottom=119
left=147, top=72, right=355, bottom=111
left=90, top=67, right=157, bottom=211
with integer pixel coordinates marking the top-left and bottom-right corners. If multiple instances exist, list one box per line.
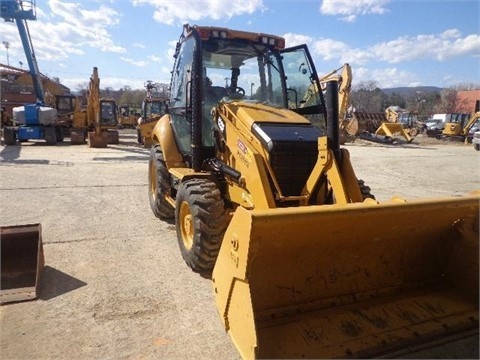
left=168, top=24, right=327, bottom=168
left=100, top=100, right=117, bottom=127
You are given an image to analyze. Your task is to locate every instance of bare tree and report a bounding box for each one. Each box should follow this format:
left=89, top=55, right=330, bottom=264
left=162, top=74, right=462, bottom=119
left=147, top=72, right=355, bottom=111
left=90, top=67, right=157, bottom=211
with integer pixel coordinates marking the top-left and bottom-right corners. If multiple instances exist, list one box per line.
left=437, top=88, right=458, bottom=113
left=452, top=83, right=480, bottom=91
left=75, top=82, right=89, bottom=97
left=350, top=80, right=385, bottom=112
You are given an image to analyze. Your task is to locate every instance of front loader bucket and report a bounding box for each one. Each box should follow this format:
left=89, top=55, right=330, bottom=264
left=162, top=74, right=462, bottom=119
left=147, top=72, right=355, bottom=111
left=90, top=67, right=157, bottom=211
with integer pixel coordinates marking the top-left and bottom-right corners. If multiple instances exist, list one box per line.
left=376, top=122, right=413, bottom=143
left=212, top=195, right=479, bottom=359
left=1, top=224, right=44, bottom=303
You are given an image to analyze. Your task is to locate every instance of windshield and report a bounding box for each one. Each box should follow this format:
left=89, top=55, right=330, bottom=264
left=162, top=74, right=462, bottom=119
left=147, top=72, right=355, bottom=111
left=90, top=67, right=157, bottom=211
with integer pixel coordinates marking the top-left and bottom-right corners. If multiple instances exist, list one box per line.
left=202, top=40, right=284, bottom=106
left=147, top=101, right=165, bottom=115
left=202, top=40, right=324, bottom=126
left=100, top=101, right=116, bottom=125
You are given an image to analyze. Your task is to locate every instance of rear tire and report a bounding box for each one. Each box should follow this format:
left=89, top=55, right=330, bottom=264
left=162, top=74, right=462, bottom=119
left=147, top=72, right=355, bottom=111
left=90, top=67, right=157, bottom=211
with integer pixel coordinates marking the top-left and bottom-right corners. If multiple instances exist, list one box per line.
left=175, top=179, right=229, bottom=271
left=55, top=127, right=64, bottom=142
left=44, top=127, right=57, bottom=145
left=149, top=145, right=175, bottom=219
left=474, top=144, right=480, bottom=151
left=3, top=127, right=17, bottom=145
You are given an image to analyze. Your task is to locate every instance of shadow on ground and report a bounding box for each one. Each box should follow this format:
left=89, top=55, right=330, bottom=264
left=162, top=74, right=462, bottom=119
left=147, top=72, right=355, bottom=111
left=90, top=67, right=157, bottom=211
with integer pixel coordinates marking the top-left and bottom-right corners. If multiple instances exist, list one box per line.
left=38, top=266, right=87, bottom=301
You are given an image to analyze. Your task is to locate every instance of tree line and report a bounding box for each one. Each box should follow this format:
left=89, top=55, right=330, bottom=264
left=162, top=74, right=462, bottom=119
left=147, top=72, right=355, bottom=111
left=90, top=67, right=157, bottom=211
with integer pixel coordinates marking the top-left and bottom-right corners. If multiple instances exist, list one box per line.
left=350, top=81, right=479, bottom=119
left=74, top=83, right=170, bottom=109
left=74, top=81, right=478, bottom=119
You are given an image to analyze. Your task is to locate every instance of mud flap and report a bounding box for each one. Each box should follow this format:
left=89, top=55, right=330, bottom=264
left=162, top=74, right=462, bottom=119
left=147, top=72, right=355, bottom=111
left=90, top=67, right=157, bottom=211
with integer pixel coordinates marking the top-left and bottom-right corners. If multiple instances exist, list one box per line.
left=212, top=195, right=479, bottom=359
left=1, top=224, right=45, bottom=303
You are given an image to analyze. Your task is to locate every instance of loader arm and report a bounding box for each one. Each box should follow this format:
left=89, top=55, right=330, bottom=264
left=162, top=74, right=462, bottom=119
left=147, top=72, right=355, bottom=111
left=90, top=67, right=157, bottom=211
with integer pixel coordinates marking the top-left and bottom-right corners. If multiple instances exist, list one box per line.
left=462, top=111, right=480, bottom=135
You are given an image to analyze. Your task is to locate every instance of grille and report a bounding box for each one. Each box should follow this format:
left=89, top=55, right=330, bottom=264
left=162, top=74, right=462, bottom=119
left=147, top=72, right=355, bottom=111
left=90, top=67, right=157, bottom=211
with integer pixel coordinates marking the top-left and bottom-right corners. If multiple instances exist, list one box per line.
left=269, top=140, right=318, bottom=197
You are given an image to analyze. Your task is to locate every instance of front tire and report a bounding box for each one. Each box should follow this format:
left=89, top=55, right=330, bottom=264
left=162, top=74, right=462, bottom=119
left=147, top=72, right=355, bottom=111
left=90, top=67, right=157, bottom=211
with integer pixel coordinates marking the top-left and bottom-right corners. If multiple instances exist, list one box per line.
left=358, top=179, right=376, bottom=200
left=474, top=143, right=480, bottom=151
left=149, top=145, right=175, bottom=219
left=175, top=179, right=228, bottom=271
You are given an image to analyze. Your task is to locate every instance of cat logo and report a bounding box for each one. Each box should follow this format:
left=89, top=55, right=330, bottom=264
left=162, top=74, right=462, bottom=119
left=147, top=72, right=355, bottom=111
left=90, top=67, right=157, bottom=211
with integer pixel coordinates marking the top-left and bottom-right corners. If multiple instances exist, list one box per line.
left=236, top=138, right=253, bottom=165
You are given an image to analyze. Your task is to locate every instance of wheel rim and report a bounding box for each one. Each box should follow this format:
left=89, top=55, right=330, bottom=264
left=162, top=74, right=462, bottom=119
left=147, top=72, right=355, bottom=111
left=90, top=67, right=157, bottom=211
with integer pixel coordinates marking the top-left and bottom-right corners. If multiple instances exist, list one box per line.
left=149, top=160, right=157, bottom=200
left=179, top=201, right=193, bottom=250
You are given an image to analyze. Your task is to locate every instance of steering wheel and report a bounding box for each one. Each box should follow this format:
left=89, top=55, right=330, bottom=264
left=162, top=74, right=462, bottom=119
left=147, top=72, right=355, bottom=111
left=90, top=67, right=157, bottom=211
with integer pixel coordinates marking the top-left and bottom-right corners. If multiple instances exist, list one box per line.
left=227, top=86, right=245, bottom=95
left=226, top=86, right=246, bottom=100
left=235, top=86, right=245, bottom=95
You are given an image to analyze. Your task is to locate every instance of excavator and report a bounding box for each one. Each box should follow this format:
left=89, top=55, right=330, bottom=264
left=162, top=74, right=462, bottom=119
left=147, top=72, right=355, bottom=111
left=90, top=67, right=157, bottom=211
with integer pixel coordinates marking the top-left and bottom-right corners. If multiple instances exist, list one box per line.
left=147, top=24, right=479, bottom=359
left=316, top=63, right=354, bottom=144
left=305, top=63, right=383, bottom=144
left=316, top=65, right=414, bottom=144
left=70, top=67, right=119, bottom=147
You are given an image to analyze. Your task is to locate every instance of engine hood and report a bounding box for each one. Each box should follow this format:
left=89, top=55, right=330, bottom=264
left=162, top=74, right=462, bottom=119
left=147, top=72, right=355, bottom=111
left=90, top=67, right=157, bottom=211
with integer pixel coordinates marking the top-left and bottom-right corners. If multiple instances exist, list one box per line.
left=217, top=100, right=311, bottom=129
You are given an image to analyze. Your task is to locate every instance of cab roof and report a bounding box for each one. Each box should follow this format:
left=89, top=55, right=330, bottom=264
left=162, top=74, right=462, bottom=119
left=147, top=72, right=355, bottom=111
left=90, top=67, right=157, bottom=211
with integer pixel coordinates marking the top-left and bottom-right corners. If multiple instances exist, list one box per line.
left=182, top=24, right=285, bottom=50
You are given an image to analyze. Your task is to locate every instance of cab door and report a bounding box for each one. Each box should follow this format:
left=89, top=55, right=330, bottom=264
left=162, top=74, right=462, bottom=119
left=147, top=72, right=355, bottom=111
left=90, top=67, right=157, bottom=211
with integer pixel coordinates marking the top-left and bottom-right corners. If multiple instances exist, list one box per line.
left=280, top=45, right=327, bottom=130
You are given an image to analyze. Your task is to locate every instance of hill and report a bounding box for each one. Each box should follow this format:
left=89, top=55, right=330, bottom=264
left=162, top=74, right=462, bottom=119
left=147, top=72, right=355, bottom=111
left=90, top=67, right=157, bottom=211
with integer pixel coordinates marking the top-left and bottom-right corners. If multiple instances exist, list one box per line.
left=381, top=86, right=443, bottom=96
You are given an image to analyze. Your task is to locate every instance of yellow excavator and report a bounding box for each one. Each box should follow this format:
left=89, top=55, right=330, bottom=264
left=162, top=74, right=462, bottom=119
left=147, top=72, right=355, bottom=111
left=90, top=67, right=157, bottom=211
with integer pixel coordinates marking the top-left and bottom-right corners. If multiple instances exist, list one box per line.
left=316, top=66, right=414, bottom=144
left=70, top=67, right=119, bottom=147
left=316, top=63, right=354, bottom=144
left=148, top=24, right=479, bottom=359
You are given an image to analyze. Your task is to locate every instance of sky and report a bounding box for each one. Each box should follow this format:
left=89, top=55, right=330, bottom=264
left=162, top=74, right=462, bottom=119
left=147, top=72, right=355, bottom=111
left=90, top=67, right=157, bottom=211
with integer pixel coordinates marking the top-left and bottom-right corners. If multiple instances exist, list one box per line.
left=1, top=0, right=479, bottom=92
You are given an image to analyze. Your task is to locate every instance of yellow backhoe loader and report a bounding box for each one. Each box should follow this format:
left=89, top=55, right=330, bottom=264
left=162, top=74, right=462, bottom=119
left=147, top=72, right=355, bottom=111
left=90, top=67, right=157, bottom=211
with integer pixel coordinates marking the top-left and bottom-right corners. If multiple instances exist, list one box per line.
left=441, top=110, right=480, bottom=142
left=148, top=24, right=479, bottom=359
left=70, top=67, right=119, bottom=147
left=117, top=105, right=139, bottom=129
left=136, top=81, right=168, bottom=147
left=385, top=106, right=424, bottom=137
left=360, top=106, right=413, bottom=143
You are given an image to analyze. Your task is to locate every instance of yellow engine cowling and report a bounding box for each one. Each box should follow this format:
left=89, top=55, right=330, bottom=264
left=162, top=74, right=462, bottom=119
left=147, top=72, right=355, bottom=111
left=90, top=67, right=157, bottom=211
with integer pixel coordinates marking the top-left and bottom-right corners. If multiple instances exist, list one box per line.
left=442, top=123, right=462, bottom=136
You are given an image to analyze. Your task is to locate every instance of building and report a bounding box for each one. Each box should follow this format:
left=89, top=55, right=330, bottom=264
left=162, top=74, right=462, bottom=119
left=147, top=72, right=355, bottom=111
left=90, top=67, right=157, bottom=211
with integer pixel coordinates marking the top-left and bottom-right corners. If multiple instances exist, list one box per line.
left=455, top=89, right=480, bottom=113
left=0, top=63, right=71, bottom=116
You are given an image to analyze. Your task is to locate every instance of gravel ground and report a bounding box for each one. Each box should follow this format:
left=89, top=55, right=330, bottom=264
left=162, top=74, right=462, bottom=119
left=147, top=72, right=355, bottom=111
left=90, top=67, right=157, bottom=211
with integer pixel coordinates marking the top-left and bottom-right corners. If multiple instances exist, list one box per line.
left=0, top=131, right=479, bottom=360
